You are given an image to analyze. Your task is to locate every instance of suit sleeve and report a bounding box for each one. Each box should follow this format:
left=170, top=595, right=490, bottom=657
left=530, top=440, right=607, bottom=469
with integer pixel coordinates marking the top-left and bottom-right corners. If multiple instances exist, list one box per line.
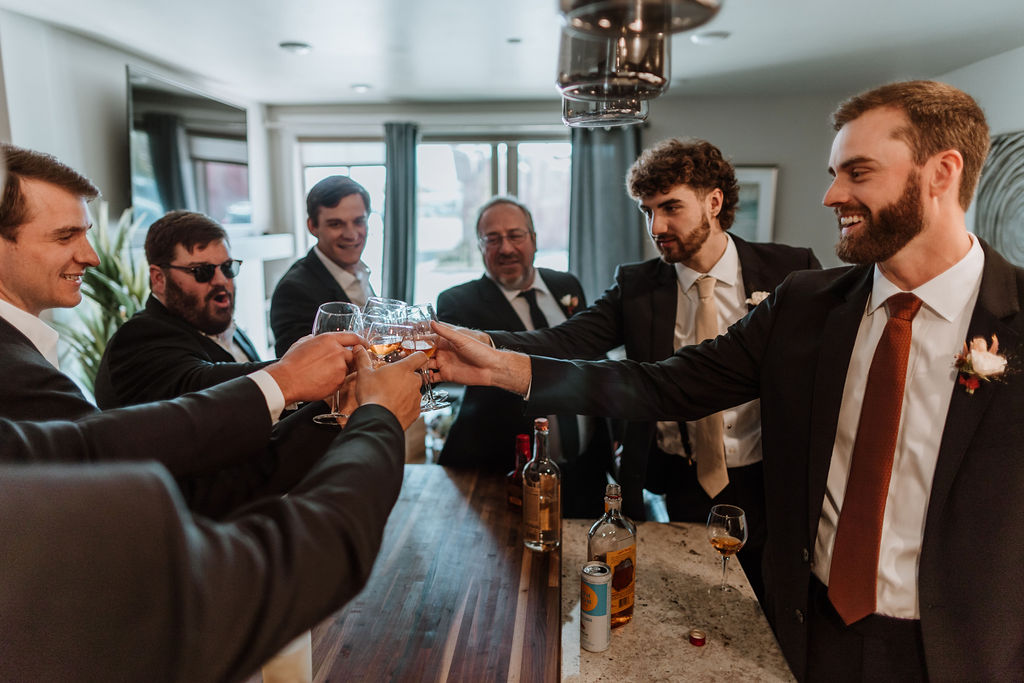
left=96, top=316, right=271, bottom=408
left=0, top=403, right=405, bottom=683
left=270, top=276, right=319, bottom=358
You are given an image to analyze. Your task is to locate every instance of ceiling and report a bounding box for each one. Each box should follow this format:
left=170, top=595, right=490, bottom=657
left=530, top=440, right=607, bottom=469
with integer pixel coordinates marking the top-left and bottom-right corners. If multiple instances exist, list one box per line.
left=1, top=0, right=1023, bottom=105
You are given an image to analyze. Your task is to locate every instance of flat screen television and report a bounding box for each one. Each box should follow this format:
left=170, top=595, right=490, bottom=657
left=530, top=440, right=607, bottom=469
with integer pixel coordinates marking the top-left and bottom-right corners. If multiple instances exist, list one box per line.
left=126, top=66, right=251, bottom=241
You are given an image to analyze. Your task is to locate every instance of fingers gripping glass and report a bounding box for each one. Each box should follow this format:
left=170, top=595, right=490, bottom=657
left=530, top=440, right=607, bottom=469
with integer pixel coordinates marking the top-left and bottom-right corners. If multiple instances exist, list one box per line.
left=404, top=304, right=451, bottom=412
left=161, top=259, right=242, bottom=283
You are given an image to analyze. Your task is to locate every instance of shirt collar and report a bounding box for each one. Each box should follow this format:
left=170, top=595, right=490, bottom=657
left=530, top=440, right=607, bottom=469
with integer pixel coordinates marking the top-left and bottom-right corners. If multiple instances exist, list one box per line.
left=487, top=269, right=550, bottom=304
left=673, top=233, right=740, bottom=291
left=313, top=246, right=371, bottom=291
left=0, top=298, right=61, bottom=368
left=202, top=321, right=237, bottom=353
left=868, top=233, right=984, bottom=322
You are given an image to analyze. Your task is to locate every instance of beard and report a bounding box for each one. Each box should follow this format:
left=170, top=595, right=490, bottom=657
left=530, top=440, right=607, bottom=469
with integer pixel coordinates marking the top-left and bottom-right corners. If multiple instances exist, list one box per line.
left=835, top=171, right=924, bottom=265
left=163, top=276, right=234, bottom=335
left=656, top=215, right=712, bottom=264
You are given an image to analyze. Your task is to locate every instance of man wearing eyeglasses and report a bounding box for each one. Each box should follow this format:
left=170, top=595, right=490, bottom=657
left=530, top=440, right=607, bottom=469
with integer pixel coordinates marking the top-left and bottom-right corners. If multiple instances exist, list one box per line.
left=435, top=196, right=613, bottom=518
left=94, top=210, right=271, bottom=408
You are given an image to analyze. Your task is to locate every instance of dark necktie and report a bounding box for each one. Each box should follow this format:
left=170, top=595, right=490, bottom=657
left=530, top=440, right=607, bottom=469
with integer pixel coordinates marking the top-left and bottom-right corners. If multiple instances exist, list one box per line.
left=828, top=292, right=923, bottom=625
left=518, top=288, right=578, bottom=458
left=518, top=288, right=550, bottom=330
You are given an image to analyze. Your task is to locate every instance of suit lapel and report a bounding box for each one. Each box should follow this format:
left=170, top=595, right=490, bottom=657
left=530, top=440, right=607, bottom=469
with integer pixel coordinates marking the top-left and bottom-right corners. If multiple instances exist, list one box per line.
left=650, top=260, right=677, bottom=359
left=305, top=249, right=350, bottom=302
left=806, top=267, right=872, bottom=544
left=233, top=328, right=262, bottom=362
left=479, top=277, right=528, bottom=332
left=927, top=241, right=1021, bottom=523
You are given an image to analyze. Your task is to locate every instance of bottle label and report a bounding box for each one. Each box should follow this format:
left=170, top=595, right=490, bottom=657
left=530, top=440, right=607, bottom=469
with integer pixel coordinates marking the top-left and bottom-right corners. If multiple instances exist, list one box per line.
left=605, top=545, right=636, bottom=612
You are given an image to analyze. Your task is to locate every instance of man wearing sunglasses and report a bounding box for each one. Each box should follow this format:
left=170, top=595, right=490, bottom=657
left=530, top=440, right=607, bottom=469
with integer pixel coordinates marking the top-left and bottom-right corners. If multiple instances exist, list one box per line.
left=94, top=210, right=270, bottom=408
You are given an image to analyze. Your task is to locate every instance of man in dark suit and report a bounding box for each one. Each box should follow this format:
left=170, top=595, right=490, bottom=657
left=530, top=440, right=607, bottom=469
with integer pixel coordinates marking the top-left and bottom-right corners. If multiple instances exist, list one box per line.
left=436, top=196, right=613, bottom=517
left=95, top=210, right=271, bottom=408
left=0, top=345, right=425, bottom=683
left=484, top=140, right=820, bottom=600
left=435, top=81, right=1017, bottom=680
left=270, top=175, right=375, bottom=356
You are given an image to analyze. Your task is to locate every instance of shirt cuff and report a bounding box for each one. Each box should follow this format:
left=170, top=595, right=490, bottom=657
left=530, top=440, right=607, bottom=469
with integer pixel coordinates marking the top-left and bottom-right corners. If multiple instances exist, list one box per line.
left=248, top=369, right=286, bottom=424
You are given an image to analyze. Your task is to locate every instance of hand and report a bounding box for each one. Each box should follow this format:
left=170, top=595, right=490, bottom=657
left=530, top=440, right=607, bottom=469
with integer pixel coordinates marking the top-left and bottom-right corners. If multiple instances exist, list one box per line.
left=430, top=321, right=532, bottom=395
left=352, top=346, right=427, bottom=430
left=446, top=324, right=494, bottom=347
left=266, top=332, right=366, bottom=405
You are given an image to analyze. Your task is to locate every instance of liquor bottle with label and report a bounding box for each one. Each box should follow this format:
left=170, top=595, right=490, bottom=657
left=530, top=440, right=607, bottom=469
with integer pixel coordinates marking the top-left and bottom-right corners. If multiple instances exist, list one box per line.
left=506, top=433, right=530, bottom=509
left=522, top=418, right=561, bottom=551
left=587, top=483, right=636, bottom=627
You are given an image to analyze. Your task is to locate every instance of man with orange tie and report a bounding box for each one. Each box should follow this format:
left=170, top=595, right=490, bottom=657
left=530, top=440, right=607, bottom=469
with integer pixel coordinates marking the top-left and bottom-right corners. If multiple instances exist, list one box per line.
left=433, top=81, right=1023, bottom=680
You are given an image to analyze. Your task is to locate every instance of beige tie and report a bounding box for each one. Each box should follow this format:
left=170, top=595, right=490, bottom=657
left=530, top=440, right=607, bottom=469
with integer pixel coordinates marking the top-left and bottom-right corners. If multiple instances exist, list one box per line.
left=693, top=276, right=729, bottom=498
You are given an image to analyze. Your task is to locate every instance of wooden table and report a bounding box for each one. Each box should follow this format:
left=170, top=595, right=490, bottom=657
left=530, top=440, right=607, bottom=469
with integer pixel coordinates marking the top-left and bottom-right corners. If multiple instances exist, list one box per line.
left=308, top=464, right=560, bottom=681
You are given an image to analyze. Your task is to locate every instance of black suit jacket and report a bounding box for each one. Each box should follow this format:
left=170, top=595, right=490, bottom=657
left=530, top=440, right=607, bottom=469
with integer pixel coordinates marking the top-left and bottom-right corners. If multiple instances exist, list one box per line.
left=0, top=317, right=339, bottom=519
left=526, top=240, right=1024, bottom=680
left=491, top=235, right=821, bottom=519
left=270, top=247, right=353, bottom=357
left=94, top=294, right=271, bottom=409
left=437, top=268, right=612, bottom=517
left=0, top=402, right=404, bottom=683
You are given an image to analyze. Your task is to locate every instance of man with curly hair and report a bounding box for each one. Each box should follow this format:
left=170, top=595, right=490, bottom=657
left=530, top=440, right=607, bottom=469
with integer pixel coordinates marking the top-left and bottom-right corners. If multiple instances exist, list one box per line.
left=484, top=138, right=820, bottom=601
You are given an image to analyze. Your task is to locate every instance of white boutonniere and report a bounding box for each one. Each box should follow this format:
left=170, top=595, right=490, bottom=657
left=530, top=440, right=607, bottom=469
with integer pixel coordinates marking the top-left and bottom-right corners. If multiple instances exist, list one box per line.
left=745, top=291, right=770, bottom=307
left=954, top=334, right=1009, bottom=394
left=560, top=294, right=579, bottom=316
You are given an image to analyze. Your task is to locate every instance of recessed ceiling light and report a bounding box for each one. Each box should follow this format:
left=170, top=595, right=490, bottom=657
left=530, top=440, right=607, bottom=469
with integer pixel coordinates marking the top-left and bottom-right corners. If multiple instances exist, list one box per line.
left=690, top=30, right=730, bottom=45
left=279, top=41, right=313, bottom=55
left=351, top=84, right=372, bottom=94
left=507, top=37, right=522, bottom=44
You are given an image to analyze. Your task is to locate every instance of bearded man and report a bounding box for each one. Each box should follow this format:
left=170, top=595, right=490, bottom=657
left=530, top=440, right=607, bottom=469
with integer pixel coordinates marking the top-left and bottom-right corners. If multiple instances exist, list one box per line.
left=94, top=210, right=272, bottom=408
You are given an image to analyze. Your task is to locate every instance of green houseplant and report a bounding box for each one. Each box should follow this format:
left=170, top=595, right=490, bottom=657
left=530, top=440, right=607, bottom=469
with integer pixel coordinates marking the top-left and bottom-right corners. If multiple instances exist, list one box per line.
left=56, top=202, right=148, bottom=393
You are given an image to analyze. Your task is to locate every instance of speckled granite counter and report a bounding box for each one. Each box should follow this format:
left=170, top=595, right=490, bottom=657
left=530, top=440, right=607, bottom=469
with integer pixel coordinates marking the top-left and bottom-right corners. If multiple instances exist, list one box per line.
left=561, top=519, right=795, bottom=682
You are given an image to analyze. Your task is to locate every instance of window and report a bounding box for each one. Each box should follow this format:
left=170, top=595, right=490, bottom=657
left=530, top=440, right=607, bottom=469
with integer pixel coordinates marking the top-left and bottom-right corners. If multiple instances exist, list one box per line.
left=296, top=136, right=571, bottom=306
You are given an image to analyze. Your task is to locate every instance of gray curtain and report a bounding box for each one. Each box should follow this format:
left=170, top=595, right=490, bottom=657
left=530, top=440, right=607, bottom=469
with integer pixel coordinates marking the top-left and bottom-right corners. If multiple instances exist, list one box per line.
left=568, top=126, right=645, bottom=301
left=140, top=112, right=196, bottom=212
left=383, top=122, right=418, bottom=301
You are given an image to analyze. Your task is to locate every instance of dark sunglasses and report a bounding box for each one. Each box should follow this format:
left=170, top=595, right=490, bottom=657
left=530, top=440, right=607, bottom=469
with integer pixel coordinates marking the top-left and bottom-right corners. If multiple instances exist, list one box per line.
left=161, top=259, right=242, bottom=283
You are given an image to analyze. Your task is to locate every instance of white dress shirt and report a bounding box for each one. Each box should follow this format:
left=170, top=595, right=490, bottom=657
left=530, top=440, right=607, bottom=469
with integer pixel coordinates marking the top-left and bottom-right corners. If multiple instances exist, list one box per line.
left=313, top=247, right=375, bottom=308
left=813, top=235, right=984, bottom=618
left=0, top=299, right=61, bottom=368
left=656, top=235, right=763, bottom=469
left=203, top=322, right=258, bottom=363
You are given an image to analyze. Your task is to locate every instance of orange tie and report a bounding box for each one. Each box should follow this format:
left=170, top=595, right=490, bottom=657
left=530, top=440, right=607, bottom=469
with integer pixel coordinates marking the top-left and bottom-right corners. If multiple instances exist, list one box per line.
left=828, top=292, right=922, bottom=625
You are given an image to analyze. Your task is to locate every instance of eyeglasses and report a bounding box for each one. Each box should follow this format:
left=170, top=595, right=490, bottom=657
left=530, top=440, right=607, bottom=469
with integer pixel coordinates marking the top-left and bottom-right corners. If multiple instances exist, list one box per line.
left=478, top=230, right=531, bottom=248
left=160, top=259, right=243, bottom=283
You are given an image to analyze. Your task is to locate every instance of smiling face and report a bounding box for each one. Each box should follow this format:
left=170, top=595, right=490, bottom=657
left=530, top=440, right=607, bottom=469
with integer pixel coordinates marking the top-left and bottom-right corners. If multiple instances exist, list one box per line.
left=824, top=107, right=927, bottom=265
left=0, top=179, right=98, bottom=315
left=478, top=202, right=537, bottom=291
left=152, top=239, right=235, bottom=335
left=308, top=193, right=369, bottom=270
left=639, top=183, right=722, bottom=266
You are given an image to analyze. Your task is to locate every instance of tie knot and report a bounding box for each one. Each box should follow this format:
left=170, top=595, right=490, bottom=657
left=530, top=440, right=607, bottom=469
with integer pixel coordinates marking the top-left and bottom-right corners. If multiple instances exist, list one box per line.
left=886, top=292, right=922, bottom=321
left=696, top=275, right=717, bottom=299
left=519, top=288, right=538, bottom=302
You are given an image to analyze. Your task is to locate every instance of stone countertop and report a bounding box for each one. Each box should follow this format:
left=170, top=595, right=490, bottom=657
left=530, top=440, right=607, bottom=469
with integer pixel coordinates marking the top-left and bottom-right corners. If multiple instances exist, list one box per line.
left=561, top=519, right=795, bottom=682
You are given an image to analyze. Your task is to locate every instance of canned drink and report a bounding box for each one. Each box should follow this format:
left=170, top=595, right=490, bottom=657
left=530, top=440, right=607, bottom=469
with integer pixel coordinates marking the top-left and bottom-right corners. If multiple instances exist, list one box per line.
left=580, top=561, right=612, bottom=652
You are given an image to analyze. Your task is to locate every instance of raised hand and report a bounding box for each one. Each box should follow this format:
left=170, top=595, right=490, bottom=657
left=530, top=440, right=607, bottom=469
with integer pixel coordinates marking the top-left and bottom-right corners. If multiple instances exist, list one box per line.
left=266, top=332, right=366, bottom=405
left=352, top=346, right=427, bottom=430
left=431, top=321, right=531, bottom=395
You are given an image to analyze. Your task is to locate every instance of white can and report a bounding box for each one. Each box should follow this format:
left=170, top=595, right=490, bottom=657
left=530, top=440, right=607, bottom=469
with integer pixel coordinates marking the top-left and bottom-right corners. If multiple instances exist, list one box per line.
left=580, top=561, right=612, bottom=652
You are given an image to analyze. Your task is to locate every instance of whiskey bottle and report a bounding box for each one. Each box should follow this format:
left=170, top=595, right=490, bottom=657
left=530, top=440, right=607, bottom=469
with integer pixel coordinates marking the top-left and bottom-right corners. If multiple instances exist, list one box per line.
left=587, top=483, right=636, bottom=627
left=506, top=433, right=530, bottom=509
left=522, top=418, right=561, bottom=551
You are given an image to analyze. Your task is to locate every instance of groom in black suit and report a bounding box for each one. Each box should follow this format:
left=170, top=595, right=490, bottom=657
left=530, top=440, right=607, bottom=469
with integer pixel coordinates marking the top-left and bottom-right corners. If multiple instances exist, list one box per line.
left=95, top=210, right=272, bottom=409
left=434, top=81, right=1020, bottom=681
left=437, top=196, right=613, bottom=517
left=485, top=139, right=820, bottom=601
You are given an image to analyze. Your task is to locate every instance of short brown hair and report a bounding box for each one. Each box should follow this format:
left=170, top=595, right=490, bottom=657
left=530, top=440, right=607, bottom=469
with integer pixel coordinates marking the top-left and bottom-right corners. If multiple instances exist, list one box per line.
left=831, top=80, right=990, bottom=210
left=627, top=138, right=740, bottom=230
left=145, top=210, right=228, bottom=266
left=0, top=143, right=99, bottom=241
left=474, top=196, right=536, bottom=236
left=306, top=175, right=371, bottom=225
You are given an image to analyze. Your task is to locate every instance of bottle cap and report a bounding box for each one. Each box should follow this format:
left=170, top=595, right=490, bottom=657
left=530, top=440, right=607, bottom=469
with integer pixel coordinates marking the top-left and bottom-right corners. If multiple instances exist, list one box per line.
left=516, top=434, right=530, bottom=449
left=533, top=417, right=549, bottom=432
left=688, top=628, right=706, bottom=646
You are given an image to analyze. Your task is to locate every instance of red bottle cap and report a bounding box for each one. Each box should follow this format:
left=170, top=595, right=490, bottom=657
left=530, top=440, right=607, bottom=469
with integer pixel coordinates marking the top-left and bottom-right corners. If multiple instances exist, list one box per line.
left=688, top=628, right=706, bottom=646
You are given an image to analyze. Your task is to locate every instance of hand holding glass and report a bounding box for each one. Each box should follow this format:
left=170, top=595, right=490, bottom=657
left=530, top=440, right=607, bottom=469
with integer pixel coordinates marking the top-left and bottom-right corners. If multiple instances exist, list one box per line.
left=311, top=302, right=363, bottom=425
left=404, top=304, right=451, bottom=411
left=706, top=504, right=747, bottom=593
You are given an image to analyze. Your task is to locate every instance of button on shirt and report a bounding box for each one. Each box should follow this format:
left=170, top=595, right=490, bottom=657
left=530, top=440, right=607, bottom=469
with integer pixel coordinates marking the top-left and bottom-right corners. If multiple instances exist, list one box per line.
left=313, top=247, right=374, bottom=308
left=813, top=235, right=984, bottom=619
left=656, top=235, right=763, bottom=468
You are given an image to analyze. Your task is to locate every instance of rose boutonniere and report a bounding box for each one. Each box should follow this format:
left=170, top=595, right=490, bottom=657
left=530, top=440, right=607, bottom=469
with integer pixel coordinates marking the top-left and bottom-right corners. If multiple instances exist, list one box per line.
left=954, top=335, right=1008, bottom=394
left=745, top=291, right=770, bottom=307
left=560, top=294, right=579, bottom=316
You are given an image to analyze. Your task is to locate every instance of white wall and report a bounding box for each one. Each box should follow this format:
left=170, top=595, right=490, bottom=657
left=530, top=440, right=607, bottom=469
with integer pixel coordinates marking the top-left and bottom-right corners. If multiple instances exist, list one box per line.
left=941, top=45, right=1024, bottom=137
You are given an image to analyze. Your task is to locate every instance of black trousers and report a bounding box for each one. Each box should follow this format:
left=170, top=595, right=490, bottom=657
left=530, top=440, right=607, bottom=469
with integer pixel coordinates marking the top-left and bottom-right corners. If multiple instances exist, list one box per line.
left=806, top=576, right=928, bottom=682
left=648, top=448, right=767, bottom=604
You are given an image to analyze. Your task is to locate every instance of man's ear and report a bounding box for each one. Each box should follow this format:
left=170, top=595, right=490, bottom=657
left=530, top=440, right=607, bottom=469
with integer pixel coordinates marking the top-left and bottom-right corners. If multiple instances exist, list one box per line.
left=307, top=217, right=318, bottom=238
left=149, top=265, right=166, bottom=297
left=927, top=149, right=964, bottom=201
left=706, top=187, right=724, bottom=218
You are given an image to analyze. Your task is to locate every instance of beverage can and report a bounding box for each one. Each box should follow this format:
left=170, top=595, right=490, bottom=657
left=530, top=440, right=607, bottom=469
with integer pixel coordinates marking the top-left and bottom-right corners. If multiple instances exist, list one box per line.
left=580, top=561, right=612, bottom=652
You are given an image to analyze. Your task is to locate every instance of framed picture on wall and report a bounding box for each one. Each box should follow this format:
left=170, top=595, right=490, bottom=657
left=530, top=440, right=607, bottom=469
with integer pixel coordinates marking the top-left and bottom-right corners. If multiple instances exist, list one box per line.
left=733, top=166, right=778, bottom=243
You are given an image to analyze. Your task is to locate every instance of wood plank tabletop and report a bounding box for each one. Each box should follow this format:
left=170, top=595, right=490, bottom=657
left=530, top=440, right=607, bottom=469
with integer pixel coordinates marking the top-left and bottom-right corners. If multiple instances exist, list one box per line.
left=307, top=464, right=561, bottom=682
